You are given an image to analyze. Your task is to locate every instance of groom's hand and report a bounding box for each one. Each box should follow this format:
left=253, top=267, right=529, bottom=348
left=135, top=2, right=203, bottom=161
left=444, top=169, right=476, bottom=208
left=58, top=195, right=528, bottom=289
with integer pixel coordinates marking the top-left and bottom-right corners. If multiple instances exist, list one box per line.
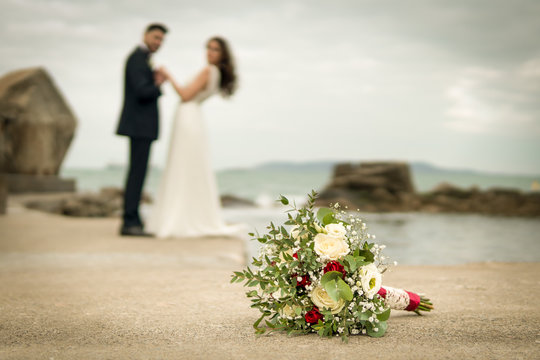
left=154, top=69, right=166, bottom=86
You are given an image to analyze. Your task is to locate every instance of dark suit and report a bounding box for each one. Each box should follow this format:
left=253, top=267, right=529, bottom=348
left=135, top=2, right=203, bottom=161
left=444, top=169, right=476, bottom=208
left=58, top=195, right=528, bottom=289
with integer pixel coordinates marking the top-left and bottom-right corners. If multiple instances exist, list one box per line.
left=116, top=46, right=162, bottom=228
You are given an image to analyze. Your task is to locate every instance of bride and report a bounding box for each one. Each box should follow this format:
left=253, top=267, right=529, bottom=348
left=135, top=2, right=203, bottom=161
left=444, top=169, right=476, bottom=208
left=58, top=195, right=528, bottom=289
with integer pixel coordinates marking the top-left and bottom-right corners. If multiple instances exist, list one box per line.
left=147, top=36, right=239, bottom=238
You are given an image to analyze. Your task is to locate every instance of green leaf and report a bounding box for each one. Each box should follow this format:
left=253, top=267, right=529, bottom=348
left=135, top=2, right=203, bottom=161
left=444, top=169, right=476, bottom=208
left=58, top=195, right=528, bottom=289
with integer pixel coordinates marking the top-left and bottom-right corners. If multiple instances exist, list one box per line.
left=321, top=272, right=353, bottom=302
left=376, top=308, right=391, bottom=322
left=265, top=320, right=276, bottom=328
left=322, top=213, right=338, bottom=225
left=320, top=271, right=342, bottom=286
left=279, top=195, right=289, bottom=205
left=253, top=313, right=265, bottom=330
left=366, top=321, right=387, bottom=338
left=316, top=208, right=334, bottom=225
left=358, top=249, right=374, bottom=263
left=324, top=279, right=340, bottom=302
left=343, top=255, right=356, bottom=272
left=358, top=310, right=372, bottom=321
left=336, top=278, right=353, bottom=301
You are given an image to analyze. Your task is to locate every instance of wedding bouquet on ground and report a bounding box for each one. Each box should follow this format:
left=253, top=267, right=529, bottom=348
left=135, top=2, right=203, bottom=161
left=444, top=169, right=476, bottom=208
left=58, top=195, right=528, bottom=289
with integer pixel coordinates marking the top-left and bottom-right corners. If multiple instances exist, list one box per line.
left=231, top=191, right=433, bottom=341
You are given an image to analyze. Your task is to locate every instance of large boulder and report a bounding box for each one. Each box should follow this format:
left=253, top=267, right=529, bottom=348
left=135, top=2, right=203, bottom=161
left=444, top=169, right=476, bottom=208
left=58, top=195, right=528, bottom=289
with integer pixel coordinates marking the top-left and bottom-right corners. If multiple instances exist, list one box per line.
left=0, top=67, right=77, bottom=175
left=317, top=162, right=418, bottom=211
left=24, top=187, right=153, bottom=218
left=0, top=174, right=6, bottom=214
left=316, top=162, right=540, bottom=217
left=23, top=188, right=258, bottom=217
left=419, top=186, right=540, bottom=217
left=328, top=162, right=415, bottom=193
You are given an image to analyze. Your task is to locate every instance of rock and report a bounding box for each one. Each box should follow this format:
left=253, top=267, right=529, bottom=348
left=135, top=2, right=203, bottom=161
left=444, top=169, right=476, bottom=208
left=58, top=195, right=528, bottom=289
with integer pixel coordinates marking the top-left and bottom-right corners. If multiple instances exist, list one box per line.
left=431, top=182, right=476, bottom=199
left=328, top=162, right=415, bottom=194
left=0, top=173, right=6, bottom=214
left=318, top=161, right=540, bottom=217
left=5, top=173, right=75, bottom=193
left=371, top=187, right=398, bottom=202
left=420, top=184, right=540, bottom=217
left=318, top=162, right=418, bottom=211
left=0, top=67, right=77, bottom=192
left=24, top=187, right=153, bottom=217
left=220, top=194, right=256, bottom=208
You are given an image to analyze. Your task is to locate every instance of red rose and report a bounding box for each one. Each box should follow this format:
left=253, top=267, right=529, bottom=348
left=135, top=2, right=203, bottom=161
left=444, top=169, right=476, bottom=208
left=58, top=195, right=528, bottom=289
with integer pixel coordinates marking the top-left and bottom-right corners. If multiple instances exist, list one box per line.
left=305, top=306, right=323, bottom=324
left=293, top=273, right=311, bottom=288
left=323, top=261, right=346, bottom=278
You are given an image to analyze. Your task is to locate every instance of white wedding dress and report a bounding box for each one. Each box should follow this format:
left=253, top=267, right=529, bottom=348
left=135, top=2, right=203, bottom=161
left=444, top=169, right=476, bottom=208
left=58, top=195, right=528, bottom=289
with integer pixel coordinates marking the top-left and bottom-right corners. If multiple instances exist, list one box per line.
left=147, top=65, right=240, bottom=238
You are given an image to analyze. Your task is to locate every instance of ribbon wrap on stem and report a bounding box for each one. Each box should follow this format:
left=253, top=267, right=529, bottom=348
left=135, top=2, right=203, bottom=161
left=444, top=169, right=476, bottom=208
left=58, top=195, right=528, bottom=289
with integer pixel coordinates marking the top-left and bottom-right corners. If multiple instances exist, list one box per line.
left=377, top=286, right=421, bottom=312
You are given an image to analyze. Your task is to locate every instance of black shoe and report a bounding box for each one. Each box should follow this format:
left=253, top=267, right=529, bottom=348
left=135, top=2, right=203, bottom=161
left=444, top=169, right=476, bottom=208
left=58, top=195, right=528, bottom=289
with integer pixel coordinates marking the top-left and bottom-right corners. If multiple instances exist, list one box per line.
left=120, top=225, right=154, bottom=237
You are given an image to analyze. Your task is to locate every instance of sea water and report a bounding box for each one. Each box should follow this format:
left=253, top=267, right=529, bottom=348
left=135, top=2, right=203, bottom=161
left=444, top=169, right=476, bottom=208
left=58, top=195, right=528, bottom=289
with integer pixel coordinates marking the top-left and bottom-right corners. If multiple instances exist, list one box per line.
left=62, top=166, right=540, bottom=265
left=221, top=207, right=540, bottom=265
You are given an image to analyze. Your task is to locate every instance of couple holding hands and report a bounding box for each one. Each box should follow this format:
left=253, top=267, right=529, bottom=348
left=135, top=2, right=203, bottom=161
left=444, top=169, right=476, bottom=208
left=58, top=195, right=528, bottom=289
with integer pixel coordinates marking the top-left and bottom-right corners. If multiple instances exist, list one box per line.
left=116, top=23, right=238, bottom=238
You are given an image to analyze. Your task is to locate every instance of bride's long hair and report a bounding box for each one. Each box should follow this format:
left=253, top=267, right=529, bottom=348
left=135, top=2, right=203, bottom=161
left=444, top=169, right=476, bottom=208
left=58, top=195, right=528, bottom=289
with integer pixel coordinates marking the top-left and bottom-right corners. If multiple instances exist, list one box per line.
left=208, top=36, right=237, bottom=97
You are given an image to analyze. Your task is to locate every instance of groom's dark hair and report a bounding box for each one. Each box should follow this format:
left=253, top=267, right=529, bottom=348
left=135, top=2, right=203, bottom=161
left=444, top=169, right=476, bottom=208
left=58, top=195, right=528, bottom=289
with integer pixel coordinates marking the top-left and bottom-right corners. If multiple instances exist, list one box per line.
left=145, top=23, right=168, bottom=34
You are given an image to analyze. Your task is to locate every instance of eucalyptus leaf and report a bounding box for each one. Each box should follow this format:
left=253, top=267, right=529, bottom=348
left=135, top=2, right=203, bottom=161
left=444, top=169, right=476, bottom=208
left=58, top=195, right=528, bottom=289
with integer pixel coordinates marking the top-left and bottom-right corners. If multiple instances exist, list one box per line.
left=376, top=308, right=391, bottom=322
left=324, top=279, right=340, bottom=302
left=358, top=310, right=372, bottom=321
left=316, top=208, right=334, bottom=225
left=366, top=321, right=387, bottom=338
left=322, top=272, right=353, bottom=302
left=320, top=271, right=343, bottom=286
left=336, top=278, right=353, bottom=301
left=323, top=213, right=338, bottom=225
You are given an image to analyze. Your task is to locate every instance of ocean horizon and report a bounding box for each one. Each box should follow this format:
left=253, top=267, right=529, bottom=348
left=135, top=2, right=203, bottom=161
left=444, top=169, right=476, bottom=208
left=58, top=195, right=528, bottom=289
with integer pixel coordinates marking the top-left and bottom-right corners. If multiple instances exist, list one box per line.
left=60, top=160, right=540, bottom=265
left=62, top=161, right=540, bottom=205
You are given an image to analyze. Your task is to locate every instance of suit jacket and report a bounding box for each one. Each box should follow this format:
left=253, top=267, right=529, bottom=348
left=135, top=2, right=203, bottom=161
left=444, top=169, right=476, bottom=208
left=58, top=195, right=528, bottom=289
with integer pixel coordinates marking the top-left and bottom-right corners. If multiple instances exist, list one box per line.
left=116, top=47, right=162, bottom=140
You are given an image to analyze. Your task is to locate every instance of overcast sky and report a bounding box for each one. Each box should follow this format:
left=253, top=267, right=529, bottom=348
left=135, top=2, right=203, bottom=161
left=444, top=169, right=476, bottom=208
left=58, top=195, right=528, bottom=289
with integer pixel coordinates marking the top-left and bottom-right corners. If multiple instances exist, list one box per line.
left=1, top=0, right=539, bottom=174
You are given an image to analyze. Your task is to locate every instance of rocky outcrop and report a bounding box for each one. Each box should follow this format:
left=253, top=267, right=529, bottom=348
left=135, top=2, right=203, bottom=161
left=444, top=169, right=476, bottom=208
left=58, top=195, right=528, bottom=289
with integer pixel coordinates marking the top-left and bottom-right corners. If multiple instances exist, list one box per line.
left=220, top=194, right=256, bottom=208
left=24, top=188, right=256, bottom=217
left=421, top=183, right=540, bottom=217
left=317, top=162, right=540, bottom=217
left=330, top=162, right=415, bottom=193
left=0, top=174, right=6, bottom=214
left=24, top=187, right=132, bottom=217
left=317, top=162, right=420, bottom=211
left=0, top=67, right=77, bottom=193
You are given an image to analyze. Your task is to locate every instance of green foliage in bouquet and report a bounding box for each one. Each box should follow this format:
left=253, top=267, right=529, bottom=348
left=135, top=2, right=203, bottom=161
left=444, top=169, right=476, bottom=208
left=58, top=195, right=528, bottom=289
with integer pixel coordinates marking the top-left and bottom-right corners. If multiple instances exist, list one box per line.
left=231, top=191, right=394, bottom=341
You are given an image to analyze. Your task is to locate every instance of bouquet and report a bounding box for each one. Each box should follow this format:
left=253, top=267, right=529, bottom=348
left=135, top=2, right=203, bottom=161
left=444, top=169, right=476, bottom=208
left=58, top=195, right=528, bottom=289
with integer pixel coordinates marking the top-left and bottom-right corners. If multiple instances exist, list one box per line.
left=231, top=191, right=433, bottom=341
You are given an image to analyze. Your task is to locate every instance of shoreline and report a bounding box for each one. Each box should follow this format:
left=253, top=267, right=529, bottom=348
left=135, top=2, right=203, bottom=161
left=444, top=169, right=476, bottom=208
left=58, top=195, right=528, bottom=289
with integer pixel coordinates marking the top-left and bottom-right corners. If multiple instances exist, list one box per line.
left=1, top=196, right=539, bottom=359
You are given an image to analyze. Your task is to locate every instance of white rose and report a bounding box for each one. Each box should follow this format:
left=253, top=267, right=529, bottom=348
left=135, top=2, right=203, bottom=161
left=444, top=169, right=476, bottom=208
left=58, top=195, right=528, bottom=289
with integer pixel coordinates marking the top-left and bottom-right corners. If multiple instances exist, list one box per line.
left=359, top=263, right=382, bottom=299
left=313, top=233, right=350, bottom=260
left=325, top=223, right=347, bottom=238
left=279, top=303, right=301, bottom=318
left=310, top=286, right=345, bottom=314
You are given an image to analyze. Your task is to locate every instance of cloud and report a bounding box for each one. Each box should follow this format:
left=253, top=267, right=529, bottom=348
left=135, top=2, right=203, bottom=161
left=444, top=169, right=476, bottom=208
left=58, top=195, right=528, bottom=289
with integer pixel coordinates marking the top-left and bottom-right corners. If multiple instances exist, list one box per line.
left=444, top=60, right=540, bottom=137
left=1, top=0, right=539, bottom=173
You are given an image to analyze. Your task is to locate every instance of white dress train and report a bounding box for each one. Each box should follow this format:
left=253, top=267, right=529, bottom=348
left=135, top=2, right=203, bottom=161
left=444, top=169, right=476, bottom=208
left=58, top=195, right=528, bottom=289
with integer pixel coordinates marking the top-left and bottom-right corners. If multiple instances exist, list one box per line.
left=147, top=65, right=241, bottom=238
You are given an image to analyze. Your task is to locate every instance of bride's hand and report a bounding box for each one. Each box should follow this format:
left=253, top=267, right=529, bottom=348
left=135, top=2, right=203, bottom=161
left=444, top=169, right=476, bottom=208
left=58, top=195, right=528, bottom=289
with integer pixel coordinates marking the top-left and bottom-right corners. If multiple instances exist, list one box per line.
left=158, top=66, right=172, bottom=80
left=154, top=67, right=167, bottom=86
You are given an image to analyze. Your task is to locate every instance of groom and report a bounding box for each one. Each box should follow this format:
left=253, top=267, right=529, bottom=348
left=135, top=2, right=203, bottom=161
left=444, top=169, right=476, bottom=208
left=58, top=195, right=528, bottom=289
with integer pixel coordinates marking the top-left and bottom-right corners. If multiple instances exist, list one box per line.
left=116, top=23, right=168, bottom=237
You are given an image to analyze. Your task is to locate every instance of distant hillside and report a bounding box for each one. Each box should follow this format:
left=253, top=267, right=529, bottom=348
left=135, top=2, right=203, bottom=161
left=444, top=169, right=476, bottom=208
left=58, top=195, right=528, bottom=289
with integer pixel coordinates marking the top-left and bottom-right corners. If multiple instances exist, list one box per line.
left=253, top=161, right=335, bottom=172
